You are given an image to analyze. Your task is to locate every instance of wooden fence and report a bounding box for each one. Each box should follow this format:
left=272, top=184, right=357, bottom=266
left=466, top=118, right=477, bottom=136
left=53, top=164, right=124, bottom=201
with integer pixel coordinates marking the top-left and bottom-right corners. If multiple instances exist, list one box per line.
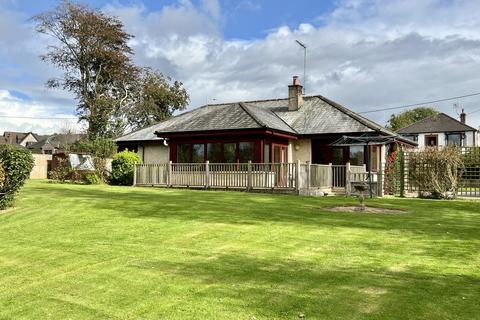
left=134, top=161, right=379, bottom=195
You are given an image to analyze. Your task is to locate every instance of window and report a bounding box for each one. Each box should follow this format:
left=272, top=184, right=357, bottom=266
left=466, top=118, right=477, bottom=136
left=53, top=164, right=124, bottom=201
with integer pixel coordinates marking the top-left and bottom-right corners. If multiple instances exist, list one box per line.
left=349, top=146, right=364, bottom=166
left=264, top=143, right=271, bottom=163
left=177, top=144, right=189, bottom=163
left=446, top=133, right=462, bottom=147
left=403, top=134, right=418, bottom=142
left=207, top=143, right=222, bottom=163
left=223, top=143, right=236, bottom=163
left=239, top=142, right=254, bottom=162
left=332, top=147, right=344, bottom=165
left=425, top=135, right=438, bottom=147
left=192, top=144, right=204, bottom=163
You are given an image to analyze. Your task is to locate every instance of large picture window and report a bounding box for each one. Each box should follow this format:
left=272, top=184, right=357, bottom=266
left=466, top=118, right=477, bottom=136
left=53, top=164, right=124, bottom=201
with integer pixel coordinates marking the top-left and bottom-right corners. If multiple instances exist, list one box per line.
left=192, top=144, right=205, bottom=163
left=239, top=142, right=254, bottom=163
left=349, top=146, right=364, bottom=166
left=177, top=144, right=190, bottom=163
left=446, top=133, right=462, bottom=146
left=223, top=143, right=236, bottom=163
left=207, top=143, right=222, bottom=163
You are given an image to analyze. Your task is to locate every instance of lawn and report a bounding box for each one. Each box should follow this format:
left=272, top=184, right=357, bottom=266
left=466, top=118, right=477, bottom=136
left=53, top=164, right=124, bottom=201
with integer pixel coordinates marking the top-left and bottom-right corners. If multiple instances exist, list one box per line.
left=0, top=181, right=479, bottom=319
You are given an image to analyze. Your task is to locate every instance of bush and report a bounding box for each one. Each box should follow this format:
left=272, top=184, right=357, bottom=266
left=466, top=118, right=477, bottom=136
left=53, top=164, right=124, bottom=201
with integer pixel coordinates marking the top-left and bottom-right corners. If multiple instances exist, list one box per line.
left=0, top=145, right=35, bottom=209
left=49, top=157, right=71, bottom=182
left=110, top=150, right=142, bottom=186
left=83, top=172, right=102, bottom=185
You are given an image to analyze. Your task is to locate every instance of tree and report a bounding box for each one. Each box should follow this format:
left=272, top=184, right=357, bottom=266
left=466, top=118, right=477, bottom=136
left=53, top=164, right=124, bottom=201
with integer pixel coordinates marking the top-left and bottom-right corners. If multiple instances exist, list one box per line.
left=126, top=68, right=189, bottom=130
left=34, top=1, right=188, bottom=138
left=387, top=107, right=438, bottom=132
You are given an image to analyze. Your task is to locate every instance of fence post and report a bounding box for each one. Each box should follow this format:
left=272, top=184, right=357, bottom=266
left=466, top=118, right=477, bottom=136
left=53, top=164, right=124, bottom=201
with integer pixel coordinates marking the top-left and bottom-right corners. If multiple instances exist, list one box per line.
left=345, top=162, right=351, bottom=196
left=399, top=150, right=405, bottom=197
left=133, top=163, right=137, bottom=186
left=328, top=163, right=333, bottom=188
left=167, top=161, right=173, bottom=187
left=306, top=161, right=311, bottom=190
left=205, top=160, right=210, bottom=189
left=247, top=161, right=252, bottom=191
left=378, top=159, right=384, bottom=197
left=295, top=160, right=300, bottom=191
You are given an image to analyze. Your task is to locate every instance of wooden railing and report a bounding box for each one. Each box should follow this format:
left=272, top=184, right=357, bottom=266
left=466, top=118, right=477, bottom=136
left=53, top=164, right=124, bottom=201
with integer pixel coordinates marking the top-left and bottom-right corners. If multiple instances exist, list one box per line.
left=135, top=161, right=298, bottom=190
left=133, top=161, right=382, bottom=196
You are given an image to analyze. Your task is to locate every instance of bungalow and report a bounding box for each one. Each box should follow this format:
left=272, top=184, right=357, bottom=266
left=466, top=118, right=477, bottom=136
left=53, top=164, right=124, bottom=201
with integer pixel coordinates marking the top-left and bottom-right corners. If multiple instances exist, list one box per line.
left=397, top=111, right=478, bottom=148
left=116, top=77, right=415, bottom=171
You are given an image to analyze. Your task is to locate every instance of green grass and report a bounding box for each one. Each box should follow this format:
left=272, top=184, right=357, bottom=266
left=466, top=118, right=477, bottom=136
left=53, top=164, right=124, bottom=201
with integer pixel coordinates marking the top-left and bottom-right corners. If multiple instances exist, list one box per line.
left=0, top=181, right=479, bottom=319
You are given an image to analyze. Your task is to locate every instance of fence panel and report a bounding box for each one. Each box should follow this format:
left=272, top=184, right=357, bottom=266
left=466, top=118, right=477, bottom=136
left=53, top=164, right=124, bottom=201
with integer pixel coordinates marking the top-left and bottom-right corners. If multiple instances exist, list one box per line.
left=135, top=164, right=168, bottom=186
left=310, top=164, right=331, bottom=188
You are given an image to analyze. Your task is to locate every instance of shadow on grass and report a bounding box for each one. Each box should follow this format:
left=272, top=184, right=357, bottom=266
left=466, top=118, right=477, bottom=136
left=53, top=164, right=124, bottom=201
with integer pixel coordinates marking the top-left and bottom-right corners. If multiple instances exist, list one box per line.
left=127, top=252, right=479, bottom=319
left=26, top=183, right=480, bottom=242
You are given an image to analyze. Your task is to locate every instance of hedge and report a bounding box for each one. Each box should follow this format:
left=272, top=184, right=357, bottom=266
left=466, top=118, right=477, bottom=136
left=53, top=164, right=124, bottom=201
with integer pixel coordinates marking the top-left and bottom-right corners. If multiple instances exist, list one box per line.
left=0, top=145, right=35, bottom=209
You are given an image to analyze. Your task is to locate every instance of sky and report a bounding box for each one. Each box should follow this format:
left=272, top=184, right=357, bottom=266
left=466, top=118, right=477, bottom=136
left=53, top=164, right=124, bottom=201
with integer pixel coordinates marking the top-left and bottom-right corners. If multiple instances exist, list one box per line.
left=1, top=0, right=480, bottom=134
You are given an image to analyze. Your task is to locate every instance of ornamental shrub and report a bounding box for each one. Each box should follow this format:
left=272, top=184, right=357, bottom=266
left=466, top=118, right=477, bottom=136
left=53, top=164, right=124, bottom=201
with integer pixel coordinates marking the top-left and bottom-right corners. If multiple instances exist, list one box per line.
left=0, top=145, right=35, bottom=209
left=83, top=172, right=102, bottom=185
left=110, top=150, right=142, bottom=186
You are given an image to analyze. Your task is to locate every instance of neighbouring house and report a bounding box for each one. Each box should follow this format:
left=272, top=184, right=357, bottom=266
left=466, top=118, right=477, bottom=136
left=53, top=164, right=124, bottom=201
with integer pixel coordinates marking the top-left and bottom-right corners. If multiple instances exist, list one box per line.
left=116, top=77, right=415, bottom=173
left=397, top=111, right=478, bottom=148
left=0, top=131, right=43, bottom=147
left=27, top=133, right=83, bottom=154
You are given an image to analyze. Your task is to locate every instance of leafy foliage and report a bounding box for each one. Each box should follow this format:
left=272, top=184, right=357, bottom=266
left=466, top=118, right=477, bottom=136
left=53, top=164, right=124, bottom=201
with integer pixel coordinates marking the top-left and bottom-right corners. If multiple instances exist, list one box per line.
left=384, top=150, right=401, bottom=195
left=0, top=145, right=35, bottom=209
left=71, top=137, right=117, bottom=159
left=110, top=150, right=142, bottom=186
left=387, top=107, right=438, bottom=132
left=34, top=1, right=189, bottom=139
left=83, top=172, right=102, bottom=185
left=408, top=147, right=464, bottom=198
left=49, top=157, right=71, bottom=183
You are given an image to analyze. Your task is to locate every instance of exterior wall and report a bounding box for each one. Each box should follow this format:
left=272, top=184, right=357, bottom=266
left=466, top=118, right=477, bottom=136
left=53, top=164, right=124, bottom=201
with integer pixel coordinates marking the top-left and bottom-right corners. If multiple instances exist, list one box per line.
left=289, top=139, right=312, bottom=163
left=414, top=131, right=476, bottom=148
left=20, top=133, right=37, bottom=147
left=138, top=144, right=169, bottom=164
left=30, top=154, right=52, bottom=179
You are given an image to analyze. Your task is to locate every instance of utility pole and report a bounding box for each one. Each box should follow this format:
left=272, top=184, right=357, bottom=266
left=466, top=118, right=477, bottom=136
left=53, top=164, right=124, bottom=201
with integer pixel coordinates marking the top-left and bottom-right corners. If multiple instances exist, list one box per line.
left=295, top=40, right=307, bottom=95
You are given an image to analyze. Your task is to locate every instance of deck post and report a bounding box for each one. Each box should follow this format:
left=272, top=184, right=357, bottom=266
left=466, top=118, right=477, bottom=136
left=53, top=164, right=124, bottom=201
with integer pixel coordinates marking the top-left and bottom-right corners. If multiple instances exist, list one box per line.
left=247, top=161, right=252, bottom=191
left=205, top=160, right=210, bottom=189
left=399, top=149, right=405, bottom=197
left=328, top=163, right=333, bottom=188
left=345, top=162, right=351, bottom=196
left=133, top=163, right=137, bottom=186
left=306, top=161, right=311, bottom=190
left=295, top=160, right=301, bottom=191
left=167, top=161, right=172, bottom=187
left=378, top=159, right=384, bottom=197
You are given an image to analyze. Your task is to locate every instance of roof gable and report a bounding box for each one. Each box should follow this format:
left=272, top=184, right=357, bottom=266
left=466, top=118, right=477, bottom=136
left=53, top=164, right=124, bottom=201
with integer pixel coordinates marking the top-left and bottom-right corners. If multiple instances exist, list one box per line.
left=397, top=113, right=477, bottom=134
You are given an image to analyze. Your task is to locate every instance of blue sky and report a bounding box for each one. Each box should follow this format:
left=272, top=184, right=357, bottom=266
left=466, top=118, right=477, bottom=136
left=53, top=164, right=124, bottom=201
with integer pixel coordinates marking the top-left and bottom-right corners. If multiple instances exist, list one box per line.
left=1, top=0, right=480, bottom=133
left=3, top=0, right=334, bottom=40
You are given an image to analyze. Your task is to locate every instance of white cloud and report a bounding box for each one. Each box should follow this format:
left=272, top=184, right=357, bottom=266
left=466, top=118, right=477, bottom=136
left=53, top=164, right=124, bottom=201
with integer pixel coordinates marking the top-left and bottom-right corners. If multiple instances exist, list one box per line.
left=2, top=0, right=480, bottom=135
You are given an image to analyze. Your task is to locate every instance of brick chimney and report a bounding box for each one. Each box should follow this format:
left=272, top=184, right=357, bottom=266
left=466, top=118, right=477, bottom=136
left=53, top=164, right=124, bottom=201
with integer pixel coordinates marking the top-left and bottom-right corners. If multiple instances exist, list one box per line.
left=460, top=109, right=466, bottom=124
left=288, top=76, right=303, bottom=111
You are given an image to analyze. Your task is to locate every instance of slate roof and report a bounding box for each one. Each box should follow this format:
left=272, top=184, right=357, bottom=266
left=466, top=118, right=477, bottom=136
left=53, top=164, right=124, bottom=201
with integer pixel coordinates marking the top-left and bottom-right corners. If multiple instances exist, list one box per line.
left=2, top=131, right=29, bottom=144
left=397, top=113, right=477, bottom=134
left=27, top=134, right=83, bottom=151
left=116, top=95, right=411, bottom=144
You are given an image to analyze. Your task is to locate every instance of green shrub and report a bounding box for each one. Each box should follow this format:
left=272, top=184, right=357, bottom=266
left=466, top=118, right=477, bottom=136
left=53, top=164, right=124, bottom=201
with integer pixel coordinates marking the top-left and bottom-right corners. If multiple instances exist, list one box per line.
left=0, top=145, right=35, bottom=209
left=110, top=150, right=142, bottom=186
left=83, top=172, right=102, bottom=185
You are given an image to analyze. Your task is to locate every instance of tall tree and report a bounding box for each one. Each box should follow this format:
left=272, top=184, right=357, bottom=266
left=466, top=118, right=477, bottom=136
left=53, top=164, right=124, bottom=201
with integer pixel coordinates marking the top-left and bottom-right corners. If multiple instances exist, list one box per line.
left=387, top=107, right=438, bottom=131
left=126, top=68, right=189, bottom=130
left=34, top=1, right=189, bottom=138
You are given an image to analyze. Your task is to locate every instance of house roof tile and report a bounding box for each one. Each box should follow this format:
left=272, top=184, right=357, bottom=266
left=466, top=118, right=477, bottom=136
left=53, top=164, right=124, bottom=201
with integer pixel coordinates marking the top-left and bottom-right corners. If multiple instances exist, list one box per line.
left=397, top=113, right=477, bottom=134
